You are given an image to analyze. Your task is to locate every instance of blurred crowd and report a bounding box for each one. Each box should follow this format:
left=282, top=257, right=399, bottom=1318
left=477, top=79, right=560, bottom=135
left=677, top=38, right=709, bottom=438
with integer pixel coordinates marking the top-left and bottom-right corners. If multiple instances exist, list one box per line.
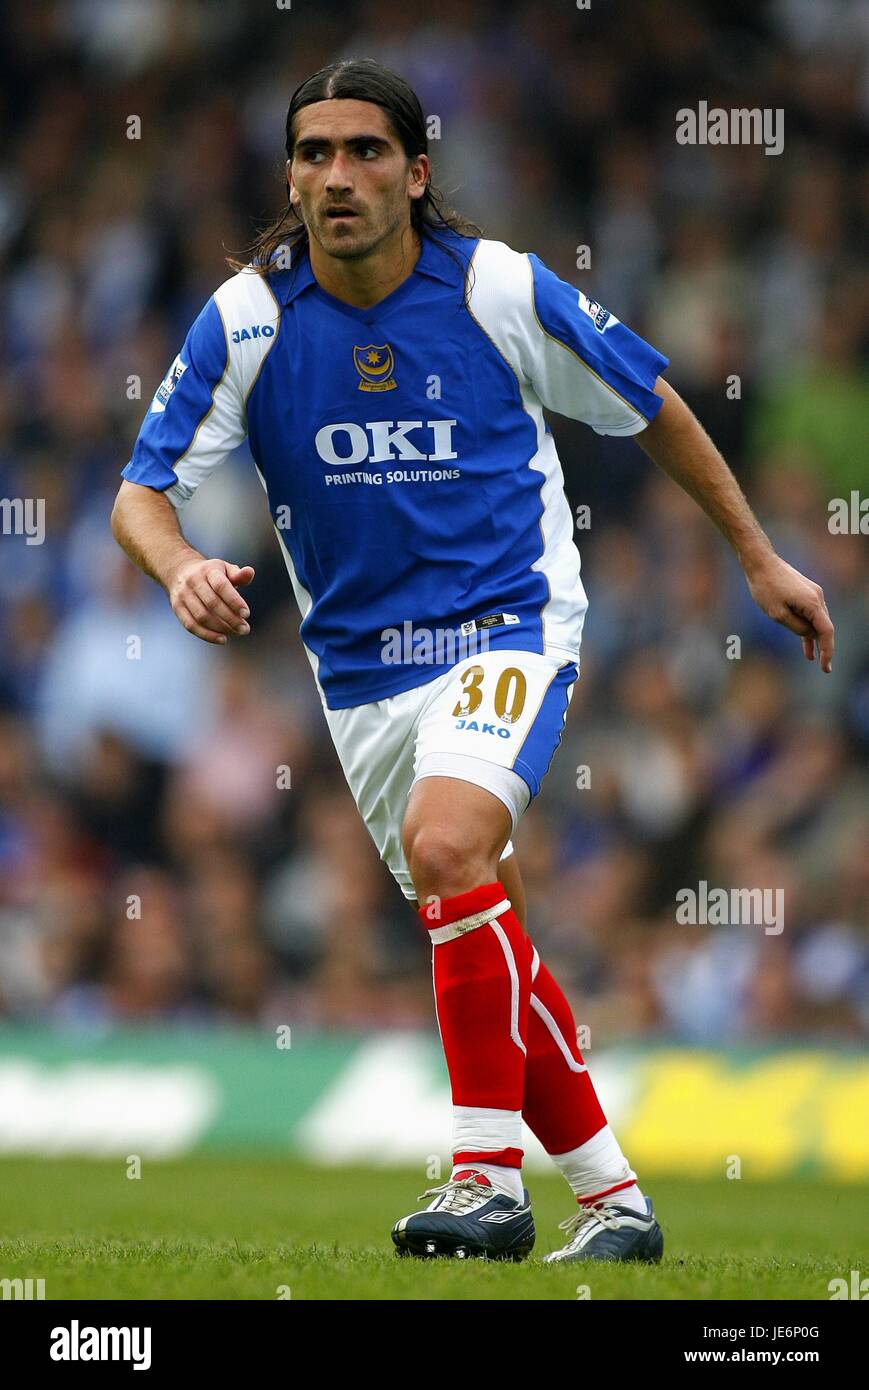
left=0, top=0, right=866, bottom=1041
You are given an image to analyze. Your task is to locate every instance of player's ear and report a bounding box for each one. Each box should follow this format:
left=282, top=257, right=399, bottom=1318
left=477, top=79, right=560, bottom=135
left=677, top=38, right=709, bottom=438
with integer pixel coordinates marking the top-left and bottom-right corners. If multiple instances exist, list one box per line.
left=408, top=153, right=429, bottom=201
left=286, top=159, right=300, bottom=208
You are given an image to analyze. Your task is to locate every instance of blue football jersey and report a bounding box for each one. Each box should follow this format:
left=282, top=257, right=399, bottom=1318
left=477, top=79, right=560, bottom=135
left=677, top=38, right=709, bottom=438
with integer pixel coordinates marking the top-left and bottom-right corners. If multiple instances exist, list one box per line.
left=122, top=228, right=667, bottom=709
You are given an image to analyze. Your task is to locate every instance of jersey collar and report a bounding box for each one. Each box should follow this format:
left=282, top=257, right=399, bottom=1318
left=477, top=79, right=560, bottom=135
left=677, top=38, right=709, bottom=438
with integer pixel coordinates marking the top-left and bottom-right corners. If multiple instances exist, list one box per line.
left=268, top=229, right=466, bottom=306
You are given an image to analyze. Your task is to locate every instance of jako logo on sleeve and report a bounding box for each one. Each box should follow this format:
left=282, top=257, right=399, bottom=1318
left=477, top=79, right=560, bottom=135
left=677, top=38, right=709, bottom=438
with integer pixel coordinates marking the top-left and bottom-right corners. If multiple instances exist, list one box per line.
left=231, top=324, right=276, bottom=342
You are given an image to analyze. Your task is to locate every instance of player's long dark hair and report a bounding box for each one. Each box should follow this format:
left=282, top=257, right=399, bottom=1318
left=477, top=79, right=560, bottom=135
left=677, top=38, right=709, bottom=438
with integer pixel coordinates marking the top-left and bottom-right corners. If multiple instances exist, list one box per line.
left=227, top=58, right=481, bottom=280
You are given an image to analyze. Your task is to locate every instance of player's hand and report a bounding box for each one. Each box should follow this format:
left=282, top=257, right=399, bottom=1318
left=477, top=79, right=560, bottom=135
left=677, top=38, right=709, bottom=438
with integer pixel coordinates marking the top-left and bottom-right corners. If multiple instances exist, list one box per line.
left=168, top=557, right=255, bottom=645
left=744, top=552, right=834, bottom=672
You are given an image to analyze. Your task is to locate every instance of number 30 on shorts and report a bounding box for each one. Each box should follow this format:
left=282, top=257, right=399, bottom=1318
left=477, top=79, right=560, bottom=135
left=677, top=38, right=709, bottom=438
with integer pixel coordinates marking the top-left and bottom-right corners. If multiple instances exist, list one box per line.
left=451, top=664, right=528, bottom=724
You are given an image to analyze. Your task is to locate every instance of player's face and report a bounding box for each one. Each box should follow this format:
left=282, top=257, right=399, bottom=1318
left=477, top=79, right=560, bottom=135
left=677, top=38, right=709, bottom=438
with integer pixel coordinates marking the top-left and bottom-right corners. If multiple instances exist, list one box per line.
left=287, top=99, right=428, bottom=260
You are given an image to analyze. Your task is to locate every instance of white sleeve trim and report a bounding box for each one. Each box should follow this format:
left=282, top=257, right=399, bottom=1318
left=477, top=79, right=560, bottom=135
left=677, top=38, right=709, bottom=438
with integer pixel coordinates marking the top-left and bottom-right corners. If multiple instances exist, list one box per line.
left=164, top=481, right=190, bottom=510
left=466, top=238, right=649, bottom=434
left=170, top=268, right=281, bottom=503
left=593, top=414, right=652, bottom=437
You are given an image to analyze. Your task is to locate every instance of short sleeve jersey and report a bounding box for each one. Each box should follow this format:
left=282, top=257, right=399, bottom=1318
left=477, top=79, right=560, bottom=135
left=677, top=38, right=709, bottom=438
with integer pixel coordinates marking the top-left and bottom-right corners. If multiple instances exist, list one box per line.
left=123, top=229, right=668, bottom=709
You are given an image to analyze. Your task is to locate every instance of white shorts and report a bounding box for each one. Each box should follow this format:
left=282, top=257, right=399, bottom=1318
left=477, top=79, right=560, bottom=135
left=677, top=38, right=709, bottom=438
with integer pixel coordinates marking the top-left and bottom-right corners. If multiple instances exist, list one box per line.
left=322, top=648, right=578, bottom=901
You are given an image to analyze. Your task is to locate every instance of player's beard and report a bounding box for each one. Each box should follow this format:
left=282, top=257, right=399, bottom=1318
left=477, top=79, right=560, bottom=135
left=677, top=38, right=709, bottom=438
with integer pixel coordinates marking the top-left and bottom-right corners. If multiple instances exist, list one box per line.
left=307, top=191, right=411, bottom=262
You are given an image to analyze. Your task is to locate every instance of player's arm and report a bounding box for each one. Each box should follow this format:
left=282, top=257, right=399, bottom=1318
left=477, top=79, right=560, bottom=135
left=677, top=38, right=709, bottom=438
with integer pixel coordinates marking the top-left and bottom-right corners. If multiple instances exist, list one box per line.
left=110, top=480, right=253, bottom=646
left=111, top=285, right=268, bottom=644
left=634, top=378, right=834, bottom=672
left=503, top=249, right=835, bottom=673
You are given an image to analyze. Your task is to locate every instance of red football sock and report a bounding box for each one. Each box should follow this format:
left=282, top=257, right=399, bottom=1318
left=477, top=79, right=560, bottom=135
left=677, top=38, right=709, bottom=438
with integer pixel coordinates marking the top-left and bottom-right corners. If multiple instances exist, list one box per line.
left=420, top=881, right=531, bottom=1169
left=523, top=953, right=608, bottom=1154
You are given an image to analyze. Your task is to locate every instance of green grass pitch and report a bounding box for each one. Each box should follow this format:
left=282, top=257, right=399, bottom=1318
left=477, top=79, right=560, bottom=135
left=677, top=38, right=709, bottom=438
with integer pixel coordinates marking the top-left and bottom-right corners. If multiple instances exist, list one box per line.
left=0, top=1156, right=865, bottom=1300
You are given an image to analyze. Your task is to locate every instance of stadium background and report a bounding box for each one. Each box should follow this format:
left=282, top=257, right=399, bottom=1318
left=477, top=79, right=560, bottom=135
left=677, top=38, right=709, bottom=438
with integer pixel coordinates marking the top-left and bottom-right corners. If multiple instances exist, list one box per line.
left=0, top=0, right=866, bottom=1228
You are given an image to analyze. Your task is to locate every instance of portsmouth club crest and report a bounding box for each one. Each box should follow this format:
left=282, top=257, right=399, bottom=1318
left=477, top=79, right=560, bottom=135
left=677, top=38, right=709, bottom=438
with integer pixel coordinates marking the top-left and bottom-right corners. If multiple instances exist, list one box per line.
left=353, top=343, right=396, bottom=392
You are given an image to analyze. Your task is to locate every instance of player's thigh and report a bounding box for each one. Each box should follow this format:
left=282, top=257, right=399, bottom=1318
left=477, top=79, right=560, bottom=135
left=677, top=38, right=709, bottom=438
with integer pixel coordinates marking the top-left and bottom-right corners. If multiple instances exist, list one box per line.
left=410, top=647, right=578, bottom=840
left=321, top=690, right=421, bottom=901
left=320, top=678, right=513, bottom=904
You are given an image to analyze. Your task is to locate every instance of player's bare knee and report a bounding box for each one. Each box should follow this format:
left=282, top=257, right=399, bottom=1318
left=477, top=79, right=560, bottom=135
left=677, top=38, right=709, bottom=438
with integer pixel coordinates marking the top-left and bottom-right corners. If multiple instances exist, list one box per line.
left=404, top=823, right=465, bottom=881
left=404, top=824, right=494, bottom=901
